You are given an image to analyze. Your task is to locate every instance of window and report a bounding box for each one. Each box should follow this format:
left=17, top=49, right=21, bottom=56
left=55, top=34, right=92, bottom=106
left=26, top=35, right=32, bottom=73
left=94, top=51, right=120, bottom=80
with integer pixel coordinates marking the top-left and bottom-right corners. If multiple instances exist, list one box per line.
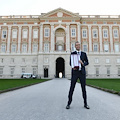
left=118, top=68, right=120, bottom=76
left=103, top=29, right=108, bottom=38
left=71, top=43, right=75, bottom=51
left=1, top=44, right=6, bottom=53
left=11, top=58, right=14, bottom=63
left=107, top=68, right=110, bottom=76
left=11, top=44, right=17, bottom=53
left=33, top=67, right=37, bottom=75
left=22, top=58, right=25, bottom=63
left=44, top=43, right=49, bottom=52
left=96, top=68, right=99, bottom=76
left=93, top=29, right=98, bottom=38
left=113, top=29, right=118, bottom=38
left=104, top=44, right=109, bottom=52
left=22, top=44, right=27, bottom=53
left=93, top=21, right=97, bottom=24
left=93, top=44, right=98, bottom=52
left=82, top=29, right=87, bottom=38
left=2, top=30, right=7, bottom=39
left=33, top=29, right=38, bottom=38
left=0, top=58, right=4, bottom=63
left=58, top=45, right=63, bottom=51
left=23, top=29, right=28, bottom=38
left=117, top=59, right=120, bottom=63
left=71, top=28, right=76, bottom=37
left=22, top=67, right=26, bottom=73
left=115, top=44, right=119, bottom=52
left=44, top=28, right=49, bottom=37
left=33, top=58, right=37, bottom=64
left=33, top=44, right=38, bottom=52
left=10, top=67, right=15, bottom=77
left=95, top=58, right=99, bottom=63
left=83, top=45, right=88, bottom=52
left=106, top=59, right=110, bottom=63
left=0, top=67, right=3, bottom=76
left=12, top=29, right=17, bottom=38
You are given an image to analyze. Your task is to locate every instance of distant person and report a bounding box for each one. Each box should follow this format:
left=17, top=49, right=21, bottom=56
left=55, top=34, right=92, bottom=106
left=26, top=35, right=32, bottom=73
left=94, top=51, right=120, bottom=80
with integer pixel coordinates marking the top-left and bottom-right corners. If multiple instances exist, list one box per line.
left=66, top=41, right=90, bottom=109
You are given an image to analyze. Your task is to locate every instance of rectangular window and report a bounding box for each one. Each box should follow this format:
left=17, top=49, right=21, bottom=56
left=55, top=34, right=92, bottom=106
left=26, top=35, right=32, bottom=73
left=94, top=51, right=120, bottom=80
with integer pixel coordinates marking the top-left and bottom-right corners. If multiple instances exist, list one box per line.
left=106, top=59, right=110, bottom=63
left=12, top=29, right=17, bottom=38
left=96, top=68, right=99, bottom=76
left=82, top=29, right=87, bottom=38
left=10, top=67, right=15, bottom=77
left=107, top=68, right=110, bottom=76
left=1, top=44, right=6, bottom=53
left=71, top=28, right=76, bottom=37
left=22, top=58, right=25, bottom=63
left=95, top=58, right=99, bottom=63
left=23, top=29, right=28, bottom=38
left=11, top=58, right=14, bottom=63
left=22, top=44, right=27, bottom=53
left=2, top=30, right=7, bottom=39
left=33, top=44, right=38, bottom=52
left=44, top=28, right=49, bottom=37
left=113, top=29, right=118, bottom=38
left=83, top=45, right=88, bottom=52
left=93, top=29, right=98, bottom=38
left=104, top=44, right=109, bottom=52
left=11, top=44, right=17, bottom=53
left=44, top=43, right=49, bottom=52
left=71, top=43, right=75, bottom=51
left=93, top=44, right=98, bottom=52
left=118, top=68, right=120, bottom=76
left=0, top=58, right=4, bottom=63
left=117, top=59, right=120, bottom=63
left=115, top=44, right=119, bottom=52
left=103, top=29, right=108, bottom=38
left=33, top=29, right=38, bottom=38
left=0, top=67, right=3, bottom=75
left=33, top=67, right=37, bottom=75
left=22, top=67, right=26, bottom=73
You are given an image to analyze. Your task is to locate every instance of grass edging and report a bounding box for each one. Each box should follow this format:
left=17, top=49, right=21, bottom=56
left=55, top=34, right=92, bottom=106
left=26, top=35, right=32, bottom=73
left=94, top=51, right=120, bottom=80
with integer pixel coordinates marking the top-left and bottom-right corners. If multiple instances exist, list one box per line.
left=0, top=79, right=51, bottom=94
left=87, top=84, right=120, bottom=96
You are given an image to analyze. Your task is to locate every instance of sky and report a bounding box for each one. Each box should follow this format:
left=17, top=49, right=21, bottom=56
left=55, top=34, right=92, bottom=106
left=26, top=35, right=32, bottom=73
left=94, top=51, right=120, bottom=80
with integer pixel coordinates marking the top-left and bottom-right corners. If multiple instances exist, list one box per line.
left=0, top=0, right=120, bottom=16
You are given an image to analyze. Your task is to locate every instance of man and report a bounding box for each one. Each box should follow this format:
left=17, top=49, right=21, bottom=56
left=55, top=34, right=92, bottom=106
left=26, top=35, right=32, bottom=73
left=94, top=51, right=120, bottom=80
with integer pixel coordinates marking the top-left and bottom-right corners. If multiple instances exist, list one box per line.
left=66, top=41, right=90, bottom=109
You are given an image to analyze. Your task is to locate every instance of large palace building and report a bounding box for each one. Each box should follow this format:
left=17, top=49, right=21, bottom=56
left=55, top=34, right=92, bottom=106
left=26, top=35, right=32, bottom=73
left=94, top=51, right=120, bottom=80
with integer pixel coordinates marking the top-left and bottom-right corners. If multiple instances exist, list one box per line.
left=0, top=8, right=120, bottom=79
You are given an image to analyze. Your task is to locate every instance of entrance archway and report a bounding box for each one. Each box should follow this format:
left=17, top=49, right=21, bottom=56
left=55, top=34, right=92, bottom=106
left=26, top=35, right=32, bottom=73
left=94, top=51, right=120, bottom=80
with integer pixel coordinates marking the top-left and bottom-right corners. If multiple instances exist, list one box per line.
left=56, top=57, right=65, bottom=78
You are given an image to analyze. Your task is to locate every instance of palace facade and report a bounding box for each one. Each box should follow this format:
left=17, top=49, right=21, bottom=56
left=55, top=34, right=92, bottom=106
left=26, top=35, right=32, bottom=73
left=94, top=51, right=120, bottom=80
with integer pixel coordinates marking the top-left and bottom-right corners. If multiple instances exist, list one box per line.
left=0, top=8, right=120, bottom=78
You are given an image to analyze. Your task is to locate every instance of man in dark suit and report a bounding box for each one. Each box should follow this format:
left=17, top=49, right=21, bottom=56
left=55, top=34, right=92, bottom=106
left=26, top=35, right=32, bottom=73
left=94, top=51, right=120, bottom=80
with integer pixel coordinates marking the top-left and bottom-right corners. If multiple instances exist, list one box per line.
left=66, top=41, right=90, bottom=109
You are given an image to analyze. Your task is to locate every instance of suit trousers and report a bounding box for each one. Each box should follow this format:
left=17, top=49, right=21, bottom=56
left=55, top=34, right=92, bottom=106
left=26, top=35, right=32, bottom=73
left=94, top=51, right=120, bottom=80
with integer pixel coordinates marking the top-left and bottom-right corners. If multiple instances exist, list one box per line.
left=68, top=69, right=87, bottom=105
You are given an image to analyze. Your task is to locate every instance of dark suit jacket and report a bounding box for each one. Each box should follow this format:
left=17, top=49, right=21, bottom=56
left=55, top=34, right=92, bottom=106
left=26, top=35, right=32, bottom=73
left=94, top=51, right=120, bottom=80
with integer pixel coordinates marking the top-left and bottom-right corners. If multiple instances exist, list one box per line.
left=70, top=51, right=89, bottom=74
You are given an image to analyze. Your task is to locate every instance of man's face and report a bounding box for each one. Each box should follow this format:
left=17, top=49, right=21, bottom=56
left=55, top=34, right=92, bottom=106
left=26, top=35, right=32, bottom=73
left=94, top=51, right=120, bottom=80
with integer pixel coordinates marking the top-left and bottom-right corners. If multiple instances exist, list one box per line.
left=75, top=42, right=80, bottom=51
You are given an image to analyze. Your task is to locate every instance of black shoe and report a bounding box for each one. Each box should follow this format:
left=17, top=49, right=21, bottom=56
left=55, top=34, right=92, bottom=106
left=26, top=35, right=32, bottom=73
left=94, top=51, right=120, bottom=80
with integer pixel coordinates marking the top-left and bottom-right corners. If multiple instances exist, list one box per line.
left=66, top=105, right=70, bottom=109
left=84, top=105, right=90, bottom=109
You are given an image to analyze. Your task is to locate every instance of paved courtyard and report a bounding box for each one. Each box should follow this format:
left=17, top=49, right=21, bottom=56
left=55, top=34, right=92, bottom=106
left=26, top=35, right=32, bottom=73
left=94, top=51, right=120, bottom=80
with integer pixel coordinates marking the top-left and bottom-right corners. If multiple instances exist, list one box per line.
left=0, top=78, right=120, bottom=120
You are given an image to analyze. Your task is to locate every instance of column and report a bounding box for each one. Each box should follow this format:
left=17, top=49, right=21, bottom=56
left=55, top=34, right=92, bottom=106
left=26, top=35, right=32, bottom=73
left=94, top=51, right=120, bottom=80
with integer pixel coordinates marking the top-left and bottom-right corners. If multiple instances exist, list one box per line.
left=99, top=25, right=103, bottom=52
left=66, top=24, right=70, bottom=52
left=17, top=26, right=21, bottom=53
left=109, top=25, right=113, bottom=52
left=88, top=25, right=92, bottom=52
left=28, top=26, right=32, bottom=53
left=7, top=26, right=11, bottom=53
left=77, top=23, right=80, bottom=43
left=39, top=24, right=43, bottom=53
left=50, top=24, right=54, bottom=52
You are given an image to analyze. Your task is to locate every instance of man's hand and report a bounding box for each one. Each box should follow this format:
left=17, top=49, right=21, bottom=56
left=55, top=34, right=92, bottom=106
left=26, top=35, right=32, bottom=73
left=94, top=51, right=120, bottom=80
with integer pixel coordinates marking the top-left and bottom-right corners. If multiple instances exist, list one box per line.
left=79, top=60, right=84, bottom=66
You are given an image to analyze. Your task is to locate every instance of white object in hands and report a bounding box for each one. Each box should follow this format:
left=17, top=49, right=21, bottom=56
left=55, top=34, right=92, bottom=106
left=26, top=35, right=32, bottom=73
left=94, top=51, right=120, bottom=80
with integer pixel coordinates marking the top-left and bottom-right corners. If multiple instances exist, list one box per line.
left=71, top=54, right=81, bottom=70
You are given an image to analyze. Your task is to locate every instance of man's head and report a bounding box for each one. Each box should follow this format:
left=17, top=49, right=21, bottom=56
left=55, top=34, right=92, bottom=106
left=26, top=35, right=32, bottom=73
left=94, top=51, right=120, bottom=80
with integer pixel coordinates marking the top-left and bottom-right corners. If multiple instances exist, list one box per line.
left=75, top=41, right=80, bottom=51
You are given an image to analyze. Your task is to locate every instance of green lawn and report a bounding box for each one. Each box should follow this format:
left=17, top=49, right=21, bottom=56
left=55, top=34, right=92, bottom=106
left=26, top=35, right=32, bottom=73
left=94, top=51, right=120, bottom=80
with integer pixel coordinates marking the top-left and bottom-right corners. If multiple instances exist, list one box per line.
left=0, top=79, right=50, bottom=91
left=86, top=79, right=120, bottom=92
